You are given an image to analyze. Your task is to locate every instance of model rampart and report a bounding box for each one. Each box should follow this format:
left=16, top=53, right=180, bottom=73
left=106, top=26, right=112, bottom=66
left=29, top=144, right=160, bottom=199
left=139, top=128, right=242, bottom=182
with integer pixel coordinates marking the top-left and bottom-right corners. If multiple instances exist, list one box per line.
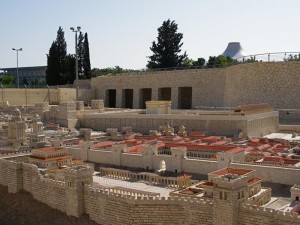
left=239, top=204, right=300, bottom=225
left=0, top=158, right=299, bottom=225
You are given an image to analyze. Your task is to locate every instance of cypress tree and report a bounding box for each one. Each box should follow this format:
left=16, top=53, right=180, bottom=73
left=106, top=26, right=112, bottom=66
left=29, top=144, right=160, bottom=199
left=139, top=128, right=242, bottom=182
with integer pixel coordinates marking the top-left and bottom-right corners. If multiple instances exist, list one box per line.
left=46, top=42, right=60, bottom=85
left=147, top=19, right=187, bottom=69
left=83, top=33, right=91, bottom=79
left=56, top=26, right=67, bottom=84
left=65, top=54, right=76, bottom=84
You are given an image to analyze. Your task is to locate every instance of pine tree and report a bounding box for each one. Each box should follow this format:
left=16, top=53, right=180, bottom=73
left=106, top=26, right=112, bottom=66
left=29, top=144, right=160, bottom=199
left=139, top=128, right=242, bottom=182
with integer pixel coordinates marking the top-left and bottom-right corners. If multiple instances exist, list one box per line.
left=56, top=26, right=67, bottom=84
left=147, top=19, right=187, bottom=69
left=83, top=33, right=91, bottom=79
left=77, top=31, right=85, bottom=78
left=46, top=42, right=60, bottom=85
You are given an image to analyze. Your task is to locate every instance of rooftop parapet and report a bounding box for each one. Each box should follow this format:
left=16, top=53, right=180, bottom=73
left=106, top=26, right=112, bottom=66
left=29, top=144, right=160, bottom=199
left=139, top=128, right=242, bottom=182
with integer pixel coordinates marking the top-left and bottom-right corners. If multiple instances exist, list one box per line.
left=64, top=164, right=94, bottom=178
left=213, top=174, right=248, bottom=189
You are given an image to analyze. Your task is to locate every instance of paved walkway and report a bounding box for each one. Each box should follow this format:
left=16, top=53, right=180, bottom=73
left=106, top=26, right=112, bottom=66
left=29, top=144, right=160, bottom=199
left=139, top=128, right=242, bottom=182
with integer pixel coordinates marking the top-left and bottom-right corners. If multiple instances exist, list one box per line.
left=93, top=176, right=175, bottom=198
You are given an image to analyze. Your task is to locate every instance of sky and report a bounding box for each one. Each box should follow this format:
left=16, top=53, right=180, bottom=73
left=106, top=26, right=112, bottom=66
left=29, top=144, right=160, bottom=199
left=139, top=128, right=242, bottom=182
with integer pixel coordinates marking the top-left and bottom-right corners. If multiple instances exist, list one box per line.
left=1, top=0, right=300, bottom=70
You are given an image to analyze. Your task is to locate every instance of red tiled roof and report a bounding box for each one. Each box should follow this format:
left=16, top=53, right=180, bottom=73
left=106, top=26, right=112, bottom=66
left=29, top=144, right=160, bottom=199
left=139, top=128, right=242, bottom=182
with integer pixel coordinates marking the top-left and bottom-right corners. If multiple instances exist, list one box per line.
left=34, top=147, right=64, bottom=153
left=211, top=168, right=254, bottom=176
left=93, top=141, right=113, bottom=148
left=248, top=177, right=261, bottom=185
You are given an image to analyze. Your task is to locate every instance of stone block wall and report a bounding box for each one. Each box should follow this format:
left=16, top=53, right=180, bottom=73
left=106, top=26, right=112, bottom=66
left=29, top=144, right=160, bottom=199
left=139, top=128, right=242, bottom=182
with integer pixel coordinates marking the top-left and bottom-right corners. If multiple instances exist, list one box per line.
left=84, top=186, right=214, bottom=225
left=0, top=159, right=300, bottom=225
left=0, top=88, right=76, bottom=105
left=91, top=61, right=300, bottom=109
left=238, top=204, right=300, bottom=225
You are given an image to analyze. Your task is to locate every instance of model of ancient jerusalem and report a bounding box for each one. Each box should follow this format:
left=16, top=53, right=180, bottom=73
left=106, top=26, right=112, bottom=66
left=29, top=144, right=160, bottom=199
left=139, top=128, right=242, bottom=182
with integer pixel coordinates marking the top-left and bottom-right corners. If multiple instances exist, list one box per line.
left=0, top=96, right=299, bottom=225
left=1, top=2, right=300, bottom=224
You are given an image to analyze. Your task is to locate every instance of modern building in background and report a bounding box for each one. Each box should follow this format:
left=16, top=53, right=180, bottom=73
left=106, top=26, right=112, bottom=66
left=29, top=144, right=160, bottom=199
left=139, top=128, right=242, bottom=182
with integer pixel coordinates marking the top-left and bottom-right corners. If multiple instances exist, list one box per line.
left=0, top=66, right=46, bottom=85
left=222, top=42, right=247, bottom=59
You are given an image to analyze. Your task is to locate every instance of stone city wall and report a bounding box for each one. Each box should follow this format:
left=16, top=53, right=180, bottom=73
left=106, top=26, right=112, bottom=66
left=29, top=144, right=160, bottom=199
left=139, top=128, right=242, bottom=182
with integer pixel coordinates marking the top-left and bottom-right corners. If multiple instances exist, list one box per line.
left=0, top=158, right=299, bottom=225
left=91, top=61, right=300, bottom=109
left=238, top=204, right=300, bottom=225
left=0, top=88, right=77, bottom=105
left=84, top=186, right=214, bottom=225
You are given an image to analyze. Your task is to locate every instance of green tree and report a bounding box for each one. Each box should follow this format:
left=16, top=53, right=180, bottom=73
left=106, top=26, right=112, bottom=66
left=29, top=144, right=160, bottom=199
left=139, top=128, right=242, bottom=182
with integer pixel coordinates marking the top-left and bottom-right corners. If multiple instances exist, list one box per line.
left=65, top=54, right=76, bottom=84
left=182, top=57, right=194, bottom=67
left=56, top=26, right=67, bottom=79
left=46, top=41, right=60, bottom=85
left=46, top=27, right=68, bottom=85
left=1, top=74, right=14, bottom=85
left=77, top=31, right=84, bottom=78
left=91, top=66, right=138, bottom=77
left=207, top=55, right=233, bottom=68
left=193, top=58, right=206, bottom=67
left=147, top=19, right=187, bottom=69
left=83, top=33, right=92, bottom=79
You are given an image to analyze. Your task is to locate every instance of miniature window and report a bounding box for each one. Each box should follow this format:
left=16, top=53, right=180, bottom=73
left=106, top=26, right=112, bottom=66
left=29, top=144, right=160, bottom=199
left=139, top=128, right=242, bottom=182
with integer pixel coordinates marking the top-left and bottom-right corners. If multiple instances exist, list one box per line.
left=238, top=192, right=240, bottom=199
left=224, top=192, right=228, bottom=200
left=219, top=191, right=223, bottom=199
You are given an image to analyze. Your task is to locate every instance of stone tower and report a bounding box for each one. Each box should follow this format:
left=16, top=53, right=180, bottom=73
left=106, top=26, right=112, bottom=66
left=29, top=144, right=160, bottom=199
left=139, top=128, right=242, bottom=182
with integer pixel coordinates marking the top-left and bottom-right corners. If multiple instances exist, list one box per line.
left=30, top=114, right=46, bottom=148
left=8, top=108, right=27, bottom=147
left=64, top=164, right=94, bottom=217
left=212, top=174, right=248, bottom=225
left=142, top=144, right=158, bottom=170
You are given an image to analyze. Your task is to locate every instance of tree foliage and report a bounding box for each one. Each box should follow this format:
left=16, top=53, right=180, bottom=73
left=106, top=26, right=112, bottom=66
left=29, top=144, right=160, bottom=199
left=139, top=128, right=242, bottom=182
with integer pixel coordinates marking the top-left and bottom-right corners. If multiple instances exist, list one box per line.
left=0, top=74, right=14, bottom=85
left=147, top=19, right=187, bottom=69
left=46, top=27, right=91, bottom=85
left=64, top=54, right=76, bottom=84
left=46, top=41, right=60, bottom=85
left=193, top=58, right=206, bottom=67
left=83, top=33, right=91, bottom=79
left=207, top=55, right=234, bottom=68
left=56, top=26, right=67, bottom=75
left=91, top=66, right=138, bottom=77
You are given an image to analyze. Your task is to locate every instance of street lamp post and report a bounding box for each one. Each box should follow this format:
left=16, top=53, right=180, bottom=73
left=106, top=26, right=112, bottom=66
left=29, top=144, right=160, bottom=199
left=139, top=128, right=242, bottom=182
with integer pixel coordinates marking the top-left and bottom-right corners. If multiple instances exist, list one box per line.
left=12, top=48, right=22, bottom=88
left=70, top=26, right=81, bottom=101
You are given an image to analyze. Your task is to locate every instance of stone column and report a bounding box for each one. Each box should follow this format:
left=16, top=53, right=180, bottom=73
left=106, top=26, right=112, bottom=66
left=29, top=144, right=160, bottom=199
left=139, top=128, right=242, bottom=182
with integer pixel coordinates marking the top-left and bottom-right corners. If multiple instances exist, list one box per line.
left=171, top=87, right=178, bottom=109
left=133, top=88, right=140, bottom=109
left=116, top=89, right=122, bottom=108
left=152, top=88, right=158, bottom=101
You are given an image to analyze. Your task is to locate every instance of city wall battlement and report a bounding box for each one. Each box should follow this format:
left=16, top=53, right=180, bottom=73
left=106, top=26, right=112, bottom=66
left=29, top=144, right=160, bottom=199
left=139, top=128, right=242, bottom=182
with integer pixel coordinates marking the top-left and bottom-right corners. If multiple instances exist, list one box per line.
left=85, top=184, right=212, bottom=206
left=239, top=204, right=300, bottom=224
left=0, top=158, right=299, bottom=225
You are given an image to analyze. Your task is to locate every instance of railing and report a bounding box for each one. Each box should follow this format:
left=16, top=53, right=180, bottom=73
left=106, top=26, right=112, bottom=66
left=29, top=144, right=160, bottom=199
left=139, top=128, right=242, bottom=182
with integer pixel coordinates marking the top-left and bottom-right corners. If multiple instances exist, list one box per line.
left=98, top=51, right=300, bottom=76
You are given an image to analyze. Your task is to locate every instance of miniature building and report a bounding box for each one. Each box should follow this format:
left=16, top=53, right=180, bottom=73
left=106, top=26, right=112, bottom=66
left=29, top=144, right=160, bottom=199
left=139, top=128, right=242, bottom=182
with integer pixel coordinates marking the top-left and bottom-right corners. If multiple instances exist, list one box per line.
left=29, top=114, right=46, bottom=148
left=209, top=167, right=270, bottom=206
left=146, top=101, right=171, bottom=114
left=8, top=108, right=27, bottom=147
left=291, top=185, right=300, bottom=201
left=91, top=99, right=104, bottom=110
left=76, top=101, right=84, bottom=110
left=28, top=147, right=73, bottom=169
